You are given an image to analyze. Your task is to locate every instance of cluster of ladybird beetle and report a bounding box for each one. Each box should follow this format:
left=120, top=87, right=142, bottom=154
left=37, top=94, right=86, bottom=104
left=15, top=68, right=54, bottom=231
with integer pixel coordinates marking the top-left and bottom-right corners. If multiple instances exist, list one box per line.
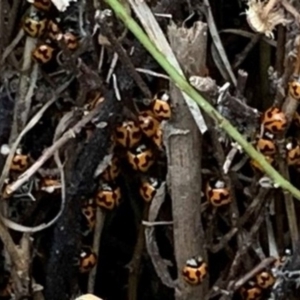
left=2, top=0, right=300, bottom=298
left=23, top=0, right=79, bottom=65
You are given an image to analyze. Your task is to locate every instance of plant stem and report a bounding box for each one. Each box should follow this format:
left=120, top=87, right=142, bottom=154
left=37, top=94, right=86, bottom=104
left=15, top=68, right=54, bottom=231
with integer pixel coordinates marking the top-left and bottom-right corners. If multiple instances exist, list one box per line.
left=104, top=0, right=300, bottom=200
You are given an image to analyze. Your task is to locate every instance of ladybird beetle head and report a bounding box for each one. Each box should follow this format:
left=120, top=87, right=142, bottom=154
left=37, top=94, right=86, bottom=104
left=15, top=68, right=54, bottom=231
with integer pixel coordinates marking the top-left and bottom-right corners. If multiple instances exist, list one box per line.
left=32, top=0, right=52, bottom=11
left=154, top=91, right=170, bottom=102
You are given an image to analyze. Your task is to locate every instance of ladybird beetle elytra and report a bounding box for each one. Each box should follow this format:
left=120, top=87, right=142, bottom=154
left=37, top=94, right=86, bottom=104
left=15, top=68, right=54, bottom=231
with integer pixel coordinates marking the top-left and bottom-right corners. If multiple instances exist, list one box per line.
left=47, top=19, right=62, bottom=41
left=255, top=134, right=276, bottom=156
left=288, top=80, right=300, bottom=101
left=139, top=177, right=159, bottom=202
left=293, top=111, right=300, bottom=127
left=79, top=246, right=97, bottom=273
left=81, top=199, right=97, bottom=231
left=286, top=141, right=300, bottom=166
left=85, top=91, right=104, bottom=111
left=205, top=180, right=231, bottom=207
left=63, top=32, right=79, bottom=50
left=115, top=120, right=142, bottom=149
left=182, top=256, right=208, bottom=285
left=10, top=154, right=30, bottom=172
left=151, top=92, right=171, bottom=121
left=32, top=0, right=52, bottom=11
left=32, top=44, right=55, bottom=64
left=101, top=157, right=120, bottom=182
left=127, top=144, right=154, bottom=172
left=96, top=183, right=121, bottom=210
left=255, top=271, right=275, bottom=289
left=138, top=112, right=160, bottom=138
left=152, top=127, right=163, bottom=149
left=261, top=107, right=287, bottom=134
left=250, top=155, right=274, bottom=172
left=240, top=282, right=263, bottom=300
left=23, top=13, right=47, bottom=38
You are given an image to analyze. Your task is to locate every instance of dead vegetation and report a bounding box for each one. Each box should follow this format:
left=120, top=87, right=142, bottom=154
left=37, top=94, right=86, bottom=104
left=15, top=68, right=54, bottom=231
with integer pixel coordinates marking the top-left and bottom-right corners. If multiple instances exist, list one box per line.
left=1, top=0, right=300, bottom=300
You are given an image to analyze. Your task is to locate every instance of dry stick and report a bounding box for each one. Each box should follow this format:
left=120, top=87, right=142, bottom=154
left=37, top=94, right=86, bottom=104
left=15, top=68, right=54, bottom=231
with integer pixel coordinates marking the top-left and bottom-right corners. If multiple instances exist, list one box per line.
left=6, top=99, right=105, bottom=195
left=87, top=208, right=106, bottom=293
left=167, top=22, right=208, bottom=300
left=0, top=79, right=73, bottom=196
left=98, top=18, right=152, bottom=99
left=202, top=0, right=237, bottom=86
left=105, top=0, right=300, bottom=200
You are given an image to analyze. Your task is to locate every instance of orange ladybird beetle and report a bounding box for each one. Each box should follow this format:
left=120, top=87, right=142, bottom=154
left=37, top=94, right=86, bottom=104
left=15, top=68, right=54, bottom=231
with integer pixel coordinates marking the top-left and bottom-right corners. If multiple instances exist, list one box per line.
left=286, top=139, right=300, bottom=166
left=127, top=144, right=154, bottom=172
left=10, top=154, right=30, bottom=172
left=32, top=44, right=55, bottom=64
left=63, top=31, right=79, bottom=51
left=81, top=198, right=97, bottom=232
left=151, top=91, right=171, bottom=121
left=293, top=111, right=300, bottom=127
left=255, top=271, right=275, bottom=289
left=101, top=156, right=120, bottom=182
left=84, top=90, right=104, bottom=112
left=182, top=256, right=208, bottom=285
left=255, top=132, right=276, bottom=156
left=79, top=246, right=97, bottom=273
left=40, top=177, right=61, bottom=193
left=240, top=281, right=262, bottom=300
left=152, top=127, right=163, bottom=149
left=96, top=182, right=121, bottom=210
left=261, top=107, right=287, bottom=134
left=47, top=19, right=62, bottom=41
left=139, top=177, right=159, bottom=202
left=138, top=111, right=160, bottom=138
left=288, top=80, right=300, bottom=101
left=23, top=12, right=47, bottom=38
left=250, top=155, right=274, bottom=172
left=32, top=0, right=52, bottom=11
left=115, top=120, right=142, bottom=149
left=205, top=180, right=231, bottom=207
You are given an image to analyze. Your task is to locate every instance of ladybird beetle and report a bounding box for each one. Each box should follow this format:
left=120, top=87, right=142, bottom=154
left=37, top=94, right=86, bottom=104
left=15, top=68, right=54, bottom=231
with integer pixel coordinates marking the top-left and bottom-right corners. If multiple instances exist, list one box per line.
left=115, top=120, right=142, bottom=149
left=47, top=19, right=61, bottom=41
left=250, top=155, right=274, bottom=172
left=255, top=271, right=275, bottom=289
left=81, top=199, right=96, bottom=231
left=96, top=182, right=121, bottom=210
left=10, top=154, right=30, bottom=172
left=40, top=177, right=61, bottom=193
left=79, top=246, right=97, bottom=273
left=127, top=144, right=154, bottom=172
left=84, top=90, right=104, bottom=111
left=182, top=256, right=208, bottom=285
left=293, top=111, right=300, bottom=127
left=255, top=133, right=276, bottom=156
left=286, top=140, right=300, bottom=166
left=288, top=80, right=300, bottom=101
left=261, top=107, right=287, bottom=134
left=240, top=281, right=262, bottom=300
left=23, top=12, right=47, bottom=38
left=101, top=156, right=120, bottom=182
left=32, top=44, right=55, bottom=64
left=32, top=0, right=52, bottom=11
left=138, top=112, right=160, bottom=138
left=152, top=127, right=163, bottom=149
left=63, top=32, right=79, bottom=51
left=139, top=177, right=159, bottom=202
left=151, top=91, right=171, bottom=121
left=205, top=180, right=231, bottom=207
